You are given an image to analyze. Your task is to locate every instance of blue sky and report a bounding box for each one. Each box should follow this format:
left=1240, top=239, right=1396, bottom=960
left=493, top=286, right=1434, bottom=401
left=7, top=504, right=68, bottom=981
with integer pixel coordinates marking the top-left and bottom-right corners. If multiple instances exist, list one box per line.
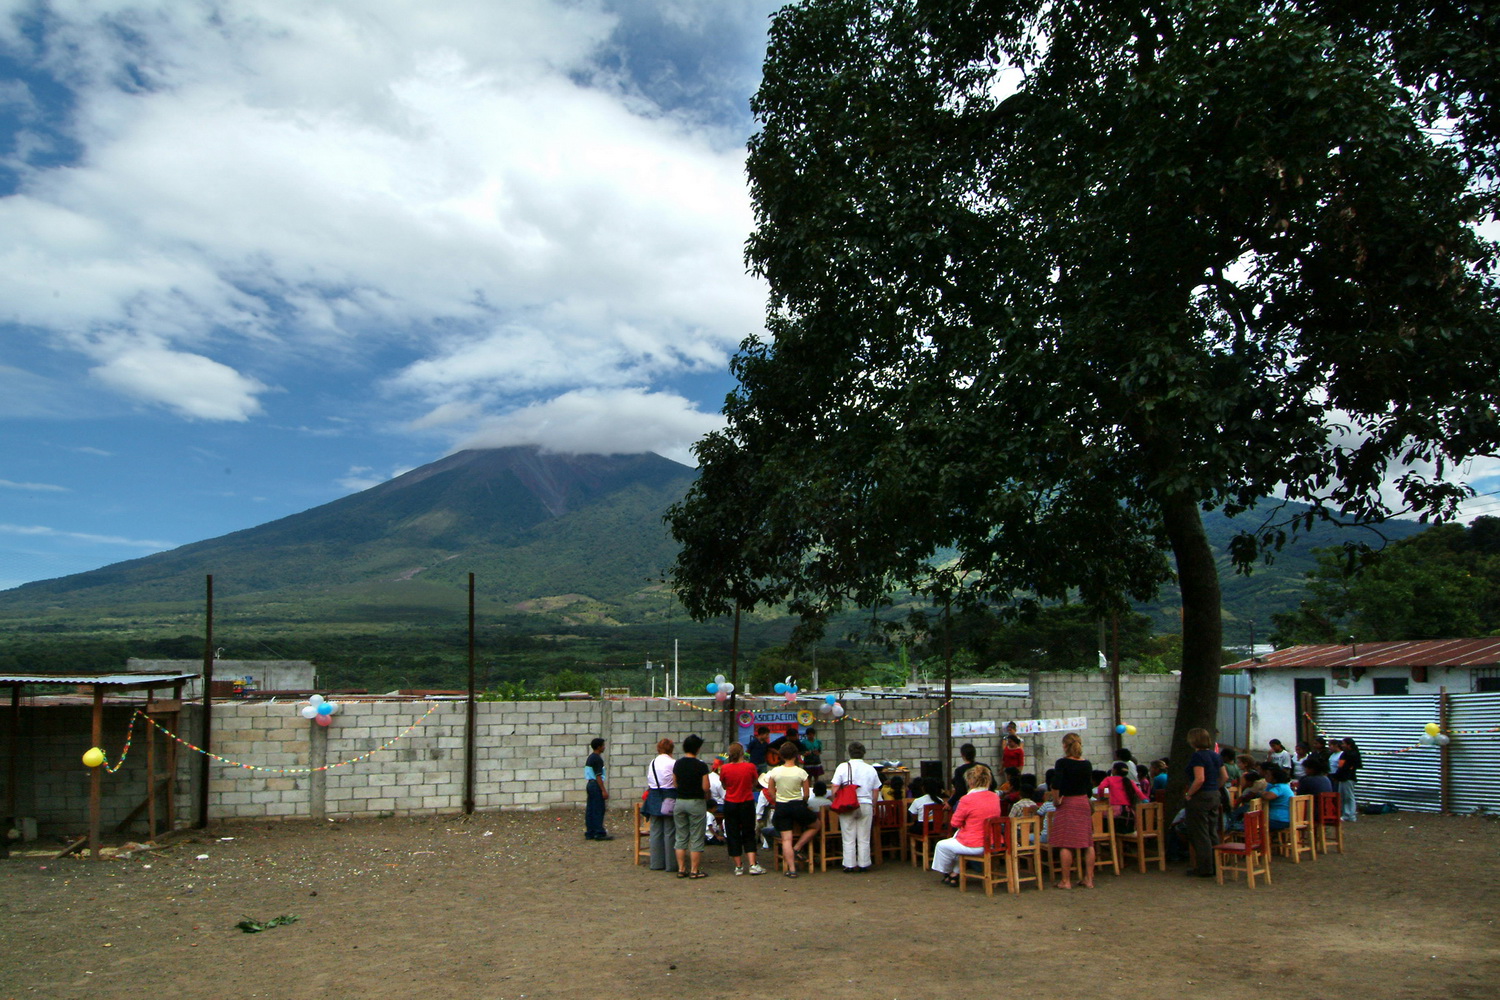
left=2, top=1, right=1497, bottom=593
left=0, top=0, right=779, bottom=590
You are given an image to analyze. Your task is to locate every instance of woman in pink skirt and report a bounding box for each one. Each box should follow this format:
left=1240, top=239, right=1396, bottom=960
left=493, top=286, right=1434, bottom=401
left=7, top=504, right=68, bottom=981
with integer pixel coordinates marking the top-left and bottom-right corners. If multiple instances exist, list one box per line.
left=1048, top=732, right=1095, bottom=888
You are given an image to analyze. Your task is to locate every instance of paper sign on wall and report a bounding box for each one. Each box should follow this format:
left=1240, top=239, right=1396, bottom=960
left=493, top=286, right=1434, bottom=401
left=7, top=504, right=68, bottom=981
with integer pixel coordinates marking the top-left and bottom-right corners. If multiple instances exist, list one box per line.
left=1015, top=716, right=1088, bottom=734
left=951, top=720, right=996, bottom=737
left=880, top=720, right=930, bottom=736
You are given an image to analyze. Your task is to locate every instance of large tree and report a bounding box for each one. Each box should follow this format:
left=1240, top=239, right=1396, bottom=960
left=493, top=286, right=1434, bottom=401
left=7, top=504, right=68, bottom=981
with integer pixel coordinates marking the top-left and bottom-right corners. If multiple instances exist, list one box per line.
left=668, top=0, right=1499, bottom=799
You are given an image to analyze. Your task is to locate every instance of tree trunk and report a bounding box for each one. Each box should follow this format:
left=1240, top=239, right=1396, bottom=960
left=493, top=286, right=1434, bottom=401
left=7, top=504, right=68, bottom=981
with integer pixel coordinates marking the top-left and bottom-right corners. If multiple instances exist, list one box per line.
left=1160, top=491, right=1223, bottom=819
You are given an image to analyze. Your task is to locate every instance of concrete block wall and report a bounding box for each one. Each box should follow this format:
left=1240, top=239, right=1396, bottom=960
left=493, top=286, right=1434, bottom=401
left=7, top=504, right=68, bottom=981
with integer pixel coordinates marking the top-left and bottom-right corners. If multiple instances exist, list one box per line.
left=1028, top=672, right=1180, bottom=767
left=3, top=676, right=1183, bottom=834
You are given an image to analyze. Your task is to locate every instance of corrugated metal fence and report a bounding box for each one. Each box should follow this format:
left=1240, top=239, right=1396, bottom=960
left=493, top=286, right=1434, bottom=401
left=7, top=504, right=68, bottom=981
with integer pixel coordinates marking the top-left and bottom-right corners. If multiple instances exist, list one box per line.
left=1314, top=692, right=1500, bottom=815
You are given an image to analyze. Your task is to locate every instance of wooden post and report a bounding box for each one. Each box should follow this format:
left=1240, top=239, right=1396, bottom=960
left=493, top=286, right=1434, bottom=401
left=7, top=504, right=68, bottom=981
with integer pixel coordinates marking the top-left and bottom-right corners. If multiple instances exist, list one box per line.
left=196, top=574, right=214, bottom=829
left=6, top=683, right=19, bottom=824
left=1439, top=686, right=1451, bottom=816
left=167, top=680, right=182, bottom=832
left=941, top=600, right=953, bottom=796
left=464, top=572, right=477, bottom=815
left=1110, top=611, right=1123, bottom=756
left=725, top=604, right=741, bottom=748
left=89, top=685, right=103, bottom=859
left=146, top=688, right=157, bottom=838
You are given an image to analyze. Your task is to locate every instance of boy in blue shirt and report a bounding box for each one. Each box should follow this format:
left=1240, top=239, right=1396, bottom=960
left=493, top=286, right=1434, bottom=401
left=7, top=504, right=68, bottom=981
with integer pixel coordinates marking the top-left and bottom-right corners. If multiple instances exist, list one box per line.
left=584, top=737, right=612, bottom=841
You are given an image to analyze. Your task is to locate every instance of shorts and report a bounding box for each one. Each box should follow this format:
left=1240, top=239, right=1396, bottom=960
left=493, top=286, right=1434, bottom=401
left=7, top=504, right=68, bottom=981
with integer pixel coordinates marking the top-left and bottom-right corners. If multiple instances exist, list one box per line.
left=772, top=800, right=818, bottom=832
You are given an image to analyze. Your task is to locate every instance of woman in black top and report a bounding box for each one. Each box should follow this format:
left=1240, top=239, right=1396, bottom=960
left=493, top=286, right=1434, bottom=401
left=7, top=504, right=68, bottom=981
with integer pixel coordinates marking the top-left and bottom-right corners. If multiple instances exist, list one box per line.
left=1048, top=732, right=1095, bottom=888
left=1334, top=737, right=1362, bottom=822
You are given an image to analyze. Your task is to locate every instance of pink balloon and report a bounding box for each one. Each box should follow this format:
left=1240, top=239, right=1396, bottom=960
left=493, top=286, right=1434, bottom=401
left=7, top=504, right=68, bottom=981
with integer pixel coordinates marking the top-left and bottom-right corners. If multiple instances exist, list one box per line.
left=315, top=714, right=333, bottom=727
left=715, top=690, right=728, bottom=703
left=784, top=691, right=796, bottom=704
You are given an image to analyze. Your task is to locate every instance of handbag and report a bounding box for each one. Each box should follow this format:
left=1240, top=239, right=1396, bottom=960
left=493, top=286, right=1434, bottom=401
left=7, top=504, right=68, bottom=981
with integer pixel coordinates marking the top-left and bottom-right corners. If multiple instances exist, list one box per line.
left=830, top=763, right=861, bottom=813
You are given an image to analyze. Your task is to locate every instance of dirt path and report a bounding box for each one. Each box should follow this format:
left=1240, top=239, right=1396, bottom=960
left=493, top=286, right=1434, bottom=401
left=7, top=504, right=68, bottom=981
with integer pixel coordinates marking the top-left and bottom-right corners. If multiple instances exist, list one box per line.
left=3, top=810, right=1497, bottom=999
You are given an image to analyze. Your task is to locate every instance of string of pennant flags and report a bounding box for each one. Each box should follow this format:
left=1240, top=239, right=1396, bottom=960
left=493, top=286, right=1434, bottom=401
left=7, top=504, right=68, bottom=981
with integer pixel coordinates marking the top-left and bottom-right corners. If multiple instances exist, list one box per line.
left=1301, top=711, right=1500, bottom=757
left=91, top=703, right=440, bottom=775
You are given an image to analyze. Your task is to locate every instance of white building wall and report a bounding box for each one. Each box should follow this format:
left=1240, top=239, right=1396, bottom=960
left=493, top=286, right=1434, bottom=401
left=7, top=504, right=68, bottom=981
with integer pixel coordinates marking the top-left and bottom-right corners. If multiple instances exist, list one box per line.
left=1246, top=665, right=1472, bottom=750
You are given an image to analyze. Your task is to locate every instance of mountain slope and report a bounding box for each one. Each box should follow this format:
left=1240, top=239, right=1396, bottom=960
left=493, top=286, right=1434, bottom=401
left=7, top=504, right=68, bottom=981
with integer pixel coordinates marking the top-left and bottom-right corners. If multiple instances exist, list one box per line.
left=0, top=447, right=697, bottom=618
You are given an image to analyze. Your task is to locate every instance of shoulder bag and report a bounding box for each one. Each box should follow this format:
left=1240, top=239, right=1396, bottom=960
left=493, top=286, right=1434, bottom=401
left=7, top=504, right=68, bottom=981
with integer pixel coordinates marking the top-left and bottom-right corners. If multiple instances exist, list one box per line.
left=830, top=762, right=861, bottom=813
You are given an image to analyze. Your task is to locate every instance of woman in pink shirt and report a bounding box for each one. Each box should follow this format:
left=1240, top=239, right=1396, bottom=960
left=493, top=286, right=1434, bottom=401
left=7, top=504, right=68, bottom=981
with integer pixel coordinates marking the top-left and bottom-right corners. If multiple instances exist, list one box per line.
left=931, top=764, right=1000, bottom=886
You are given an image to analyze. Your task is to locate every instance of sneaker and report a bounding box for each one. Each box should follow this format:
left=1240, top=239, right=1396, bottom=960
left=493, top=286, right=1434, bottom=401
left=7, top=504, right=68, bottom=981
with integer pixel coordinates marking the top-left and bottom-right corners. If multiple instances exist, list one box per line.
left=747, top=864, right=766, bottom=875
left=733, top=865, right=745, bottom=876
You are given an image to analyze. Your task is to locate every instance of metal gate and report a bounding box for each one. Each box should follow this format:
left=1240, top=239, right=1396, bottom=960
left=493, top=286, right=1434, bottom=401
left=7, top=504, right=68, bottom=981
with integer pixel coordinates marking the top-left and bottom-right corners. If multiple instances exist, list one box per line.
left=1313, top=692, right=1500, bottom=815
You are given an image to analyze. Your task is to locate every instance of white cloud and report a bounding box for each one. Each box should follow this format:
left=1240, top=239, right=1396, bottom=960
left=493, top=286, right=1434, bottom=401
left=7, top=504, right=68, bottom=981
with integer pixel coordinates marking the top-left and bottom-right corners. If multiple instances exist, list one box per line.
left=0, top=0, right=765, bottom=434
left=455, top=387, right=723, bottom=466
left=337, top=464, right=414, bottom=493
left=0, top=523, right=173, bottom=548
left=0, top=479, right=69, bottom=492
left=89, top=344, right=268, bottom=421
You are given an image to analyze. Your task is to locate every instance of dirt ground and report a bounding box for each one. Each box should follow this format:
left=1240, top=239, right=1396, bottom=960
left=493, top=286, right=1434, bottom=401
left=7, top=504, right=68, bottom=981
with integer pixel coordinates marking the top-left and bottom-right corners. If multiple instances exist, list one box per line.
left=2, top=809, right=1497, bottom=1000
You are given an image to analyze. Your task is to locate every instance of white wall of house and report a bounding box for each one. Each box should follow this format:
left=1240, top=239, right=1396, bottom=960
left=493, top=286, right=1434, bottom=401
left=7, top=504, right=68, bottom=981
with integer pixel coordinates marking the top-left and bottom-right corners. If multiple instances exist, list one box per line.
left=1244, top=665, right=1474, bottom=750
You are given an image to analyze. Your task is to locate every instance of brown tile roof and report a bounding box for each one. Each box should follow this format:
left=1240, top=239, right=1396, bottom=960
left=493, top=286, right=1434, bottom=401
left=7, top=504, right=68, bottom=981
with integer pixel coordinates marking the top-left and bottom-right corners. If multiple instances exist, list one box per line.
left=1224, top=638, right=1500, bottom=671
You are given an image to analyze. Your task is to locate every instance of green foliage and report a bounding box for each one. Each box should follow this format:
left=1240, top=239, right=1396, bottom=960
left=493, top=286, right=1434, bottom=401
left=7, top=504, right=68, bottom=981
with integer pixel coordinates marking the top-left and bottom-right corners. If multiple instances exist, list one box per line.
left=668, top=0, right=1500, bottom=770
left=748, top=644, right=871, bottom=692
left=1271, top=517, right=1500, bottom=644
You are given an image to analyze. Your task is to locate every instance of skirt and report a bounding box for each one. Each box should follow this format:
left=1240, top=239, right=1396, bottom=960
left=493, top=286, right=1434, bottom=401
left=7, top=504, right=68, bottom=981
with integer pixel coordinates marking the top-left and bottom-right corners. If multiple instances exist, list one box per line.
left=1050, top=795, right=1093, bottom=849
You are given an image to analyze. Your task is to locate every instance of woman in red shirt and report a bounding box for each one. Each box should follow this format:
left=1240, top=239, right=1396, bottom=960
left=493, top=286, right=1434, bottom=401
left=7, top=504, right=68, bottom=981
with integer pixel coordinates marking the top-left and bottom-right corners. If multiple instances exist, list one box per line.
left=719, top=743, right=765, bottom=875
left=931, top=764, right=1000, bottom=886
left=1002, top=735, right=1025, bottom=773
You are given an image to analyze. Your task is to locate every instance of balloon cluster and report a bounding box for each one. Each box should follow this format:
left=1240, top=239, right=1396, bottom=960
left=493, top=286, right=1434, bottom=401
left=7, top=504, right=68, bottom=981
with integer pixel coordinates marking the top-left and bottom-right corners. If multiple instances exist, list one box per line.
left=1419, top=722, right=1450, bottom=747
left=819, top=693, right=845, bottom=719
left=299, top=694, right=341, bottom=727
left=772, top=676, right=799, bottom=704
left=705, top=675, right=736, bottom=703
left=1114, top=723, right=1138, bottom=736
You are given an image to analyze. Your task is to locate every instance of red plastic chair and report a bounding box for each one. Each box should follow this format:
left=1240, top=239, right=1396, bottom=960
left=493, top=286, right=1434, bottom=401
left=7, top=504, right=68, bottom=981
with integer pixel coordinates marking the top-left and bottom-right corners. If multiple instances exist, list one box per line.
left=910, top=802, right=950, bottom=870
left=1214, top=809, right=1272, bottom=888
left=1315, top=791, right=1344, bottom=854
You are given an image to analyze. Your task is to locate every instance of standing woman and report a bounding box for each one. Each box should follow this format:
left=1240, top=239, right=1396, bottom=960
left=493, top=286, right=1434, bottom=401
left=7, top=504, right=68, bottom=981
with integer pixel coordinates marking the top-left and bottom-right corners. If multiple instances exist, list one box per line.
left=1049, top=732, right=1096, bottom=889
left=719, top=742, right=765, bottom=875
left=802, top=726, right=825, bottom=780
left=672, top=733, right=712, bottom=878
left=644, top=737, right=678, bottom=872
left=1334, top=737, right=1362, bottom=822
left=1183, top=727, right=1229, bottom=879
left=830, top=740, right=884, bottom=873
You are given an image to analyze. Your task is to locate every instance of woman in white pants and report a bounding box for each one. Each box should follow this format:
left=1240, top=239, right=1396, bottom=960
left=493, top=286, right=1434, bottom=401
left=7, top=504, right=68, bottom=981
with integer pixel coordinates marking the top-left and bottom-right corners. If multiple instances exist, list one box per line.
left=830, top=742, right=884, bottom=872
left=932, top=764, right=1000, bottom=886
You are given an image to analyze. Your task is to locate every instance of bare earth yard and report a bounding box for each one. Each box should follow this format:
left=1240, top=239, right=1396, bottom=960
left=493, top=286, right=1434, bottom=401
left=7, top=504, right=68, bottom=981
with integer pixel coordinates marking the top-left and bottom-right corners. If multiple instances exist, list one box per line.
left=3, top=809, right=1497, bottom=1000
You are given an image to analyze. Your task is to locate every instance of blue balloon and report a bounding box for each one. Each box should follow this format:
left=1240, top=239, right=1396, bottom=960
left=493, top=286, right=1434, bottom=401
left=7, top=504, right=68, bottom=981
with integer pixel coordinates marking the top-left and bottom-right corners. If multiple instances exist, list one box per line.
left=706, top=682, right=719, bottom=694
left=317, top=702, right=334, bottom=716
left=1114, top=724, right=1127, bottom=734
left=774, top=682, right=788, bottom=694
left=825, top=694, right=837, bottom=705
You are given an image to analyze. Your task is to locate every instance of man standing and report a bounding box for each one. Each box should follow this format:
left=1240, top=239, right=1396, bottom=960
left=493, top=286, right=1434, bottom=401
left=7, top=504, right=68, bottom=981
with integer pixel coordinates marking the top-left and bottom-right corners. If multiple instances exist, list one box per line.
left=584, top=737, right=612, bottom=841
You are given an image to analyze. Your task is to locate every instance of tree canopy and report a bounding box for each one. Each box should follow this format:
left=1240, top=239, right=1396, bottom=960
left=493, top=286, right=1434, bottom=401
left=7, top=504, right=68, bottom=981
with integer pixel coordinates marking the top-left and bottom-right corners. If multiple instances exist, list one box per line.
left=1272, top=517, right=1500, bottom=644
left=667, top=0, right=1499, bottom=790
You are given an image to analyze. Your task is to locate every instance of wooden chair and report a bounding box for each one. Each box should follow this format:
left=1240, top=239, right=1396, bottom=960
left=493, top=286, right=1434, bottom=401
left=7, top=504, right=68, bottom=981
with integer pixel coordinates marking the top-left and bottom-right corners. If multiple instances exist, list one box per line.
left=910, top=802, right=951, bottom=871
left=812, top=808, right=844, bottom=872
left=872, top=799, right=906, bottom=866
left=1119, top=800, right=1166, bottom=873
left=1009, top=814, right=1046, bottom=892
left=1091, top=802, right=1122, bottom=876
left=1272, top=794, right=1317, bottom=863
left=958, top=816, right=1017, bottom=896
left=772, top=816, right=823, bottom=874
left=1214, top=808, right=1272, bottom=888
left=1315, top=791, right=1344, bottom=854
left=633, top=802, right=651, bottom=865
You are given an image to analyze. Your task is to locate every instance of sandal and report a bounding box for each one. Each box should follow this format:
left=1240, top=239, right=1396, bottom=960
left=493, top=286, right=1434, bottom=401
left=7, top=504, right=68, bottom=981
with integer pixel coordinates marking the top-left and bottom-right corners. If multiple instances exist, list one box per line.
left=676, top=871, right=690, bottom=879
left=688, top=870, right=709, bottom=879
left=784, top=870, right=799, bottom=878
left=940, top=874, right=957, bottom=886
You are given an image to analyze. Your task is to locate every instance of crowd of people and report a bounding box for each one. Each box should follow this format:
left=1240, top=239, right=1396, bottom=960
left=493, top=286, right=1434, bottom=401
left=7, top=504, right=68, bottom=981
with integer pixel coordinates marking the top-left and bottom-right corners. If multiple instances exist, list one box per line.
left=585, top=722, right=1361, bottom=886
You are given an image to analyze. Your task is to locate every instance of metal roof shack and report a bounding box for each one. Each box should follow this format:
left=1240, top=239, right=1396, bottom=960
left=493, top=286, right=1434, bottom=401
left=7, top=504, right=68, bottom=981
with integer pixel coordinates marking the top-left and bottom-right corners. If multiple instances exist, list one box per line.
left=4, top=671, right=197, bottom=860
left=1223, top=638, right=1500, bottom=672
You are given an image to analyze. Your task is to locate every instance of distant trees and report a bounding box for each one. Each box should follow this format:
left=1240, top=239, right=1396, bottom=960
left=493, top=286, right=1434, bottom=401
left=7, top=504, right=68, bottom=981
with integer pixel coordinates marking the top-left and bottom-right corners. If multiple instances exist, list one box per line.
left=1272, top=517, right=1500, bottom=644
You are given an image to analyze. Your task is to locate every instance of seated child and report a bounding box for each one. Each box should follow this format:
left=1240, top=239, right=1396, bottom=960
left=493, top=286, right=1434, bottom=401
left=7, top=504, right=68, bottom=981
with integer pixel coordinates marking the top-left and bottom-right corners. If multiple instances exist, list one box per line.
left=807, top=780, right=833, bottom=814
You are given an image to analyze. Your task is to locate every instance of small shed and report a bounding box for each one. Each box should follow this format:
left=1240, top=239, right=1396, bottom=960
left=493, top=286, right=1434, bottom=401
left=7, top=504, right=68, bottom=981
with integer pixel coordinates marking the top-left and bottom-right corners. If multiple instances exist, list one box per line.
left=3, top=671, right=197, bottom=858
left=1223, top=638, right=1500, bottom=749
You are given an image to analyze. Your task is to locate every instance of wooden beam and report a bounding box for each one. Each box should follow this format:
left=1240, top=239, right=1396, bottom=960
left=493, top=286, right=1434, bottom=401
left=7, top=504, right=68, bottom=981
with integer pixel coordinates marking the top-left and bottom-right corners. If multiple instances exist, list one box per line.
left=89, top=685, right=103, bottom=859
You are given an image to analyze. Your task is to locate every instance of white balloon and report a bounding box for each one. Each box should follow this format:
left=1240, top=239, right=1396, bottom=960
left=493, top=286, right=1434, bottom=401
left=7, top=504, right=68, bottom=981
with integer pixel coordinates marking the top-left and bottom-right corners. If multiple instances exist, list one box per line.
left=327, top=701, right=340, bottom=715
left=831, top=704, right=845, bottom=718
left=1435, top=734, right=1450, bottom=746
left=715, top=674, right=727, bottom=685
left=308, top=694, right=325, bottom=706
left=300, top=706, right=318, bottom=719
left=721, top=682, right=734, bottom=694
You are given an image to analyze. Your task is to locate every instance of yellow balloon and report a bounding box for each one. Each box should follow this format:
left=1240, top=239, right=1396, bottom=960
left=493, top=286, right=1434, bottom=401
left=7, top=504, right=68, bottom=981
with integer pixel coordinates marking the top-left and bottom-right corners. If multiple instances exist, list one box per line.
left=1424, top=722, right=1441, bottom=736
left=1125, top=725, right=1137, bottom=736
left=82, top=747, right=105, bottom=768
